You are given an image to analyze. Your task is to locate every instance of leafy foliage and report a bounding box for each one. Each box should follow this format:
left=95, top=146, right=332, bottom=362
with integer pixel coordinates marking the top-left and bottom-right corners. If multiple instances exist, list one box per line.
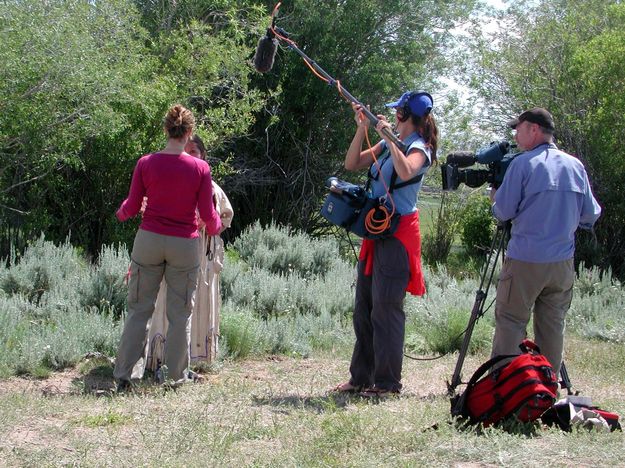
left=1, top=228, right=625, bottom=376
left=0, top=0, right=269, bottom=256
left=460, top=193, right=495, bottom=257
left=0, top=236, right=86, bottom=305
left=79, top=244, right=130, bottom=319
left=422, top=192, right=463, bottom=266
left=233, top=221, right=343, bottom=277
left=464, top=0, right=625, bottom=278
left=218, top=0, right=477, bottom=235
left=568, top=263, right=625, bottom=342
left=0, top=0, right=159, bottom=253
left=0, top=237, right=123, bottom=377
left=227, top=222, right=354, bottom=319
left=419, top=307, right=492, bottom=355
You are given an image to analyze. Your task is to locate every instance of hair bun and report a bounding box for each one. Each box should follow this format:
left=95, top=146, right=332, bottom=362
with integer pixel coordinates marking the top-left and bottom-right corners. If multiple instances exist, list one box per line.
left=164, top=104, right=195, bottom=139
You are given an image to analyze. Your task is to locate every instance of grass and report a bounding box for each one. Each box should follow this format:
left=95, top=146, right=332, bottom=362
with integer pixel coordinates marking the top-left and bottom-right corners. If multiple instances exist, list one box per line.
left=0, top=335, right=623, bottom=466
left=77, top=410, right=131, bottom=428
left=416, top=191, right=440, bottom=239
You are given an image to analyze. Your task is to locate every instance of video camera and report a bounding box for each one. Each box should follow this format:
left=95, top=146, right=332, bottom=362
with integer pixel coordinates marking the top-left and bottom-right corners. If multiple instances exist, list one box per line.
left=441, top=141, right=518, bottom=190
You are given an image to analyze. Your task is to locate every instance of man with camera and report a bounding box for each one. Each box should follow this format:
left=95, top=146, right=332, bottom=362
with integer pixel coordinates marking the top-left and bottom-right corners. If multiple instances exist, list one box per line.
left=489, top=107, right=601, bottom=376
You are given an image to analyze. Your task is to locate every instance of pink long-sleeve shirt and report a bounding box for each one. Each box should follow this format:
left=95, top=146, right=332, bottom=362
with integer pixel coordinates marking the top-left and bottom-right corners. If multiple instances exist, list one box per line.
left=116, top=152, right=221, bottom=238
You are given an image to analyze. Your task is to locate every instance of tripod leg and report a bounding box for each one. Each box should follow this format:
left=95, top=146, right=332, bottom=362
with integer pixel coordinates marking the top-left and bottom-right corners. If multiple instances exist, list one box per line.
left=448, top=223, right=508, bottom=398
left=448, top=291, right=485, bottom=396
left=559, top=361, right=574, bottom=395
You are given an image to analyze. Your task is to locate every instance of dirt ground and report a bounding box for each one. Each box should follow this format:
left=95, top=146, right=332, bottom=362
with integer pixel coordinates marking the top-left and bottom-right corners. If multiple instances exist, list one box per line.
left=0, top=368, right=85, bottom=396
left=0, top=353, right=118, bottom=397
left=0, top=351, right=477, bottom=400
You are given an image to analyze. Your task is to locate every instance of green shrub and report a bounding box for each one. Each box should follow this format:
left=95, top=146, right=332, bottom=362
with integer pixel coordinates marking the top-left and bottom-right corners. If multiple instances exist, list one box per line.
left=0, top=295, right=30, bottom=378
left=422, top=192, right=463, bottom=267
left=404, top=263, right=495, bottom=356
left=443, top=250, right=486, bottom=280
left=219, top=307, right=259, bottom=360
left=2, top=225, right=624, bottom=378
left=0, top=238, right=123, bottom=376
left=0, top=235, right=86, bottom=305
left=219, top=304, right=352, bottom=360
left=233, top=221, right=342, bottom=278
left=226, top=226, right=355, bottom=320
left=460, top=194, right=496, bottom=257
left=220, top=251, right=247, bottom=301
left=14, top=297, right=122, bottom=375
left=569, top=265, right=625, bottom=342
left=79, top=244, right=129, bottom=318
left=224, top=262, right=354, bottom=320
left=0, top=291, right=122, bottom=376
left=422, top=307, right=493, bottom=355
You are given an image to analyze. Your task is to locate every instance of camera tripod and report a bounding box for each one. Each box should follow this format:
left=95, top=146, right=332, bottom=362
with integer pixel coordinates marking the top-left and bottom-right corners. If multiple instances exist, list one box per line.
left=448, top=221, right=574, bottom=417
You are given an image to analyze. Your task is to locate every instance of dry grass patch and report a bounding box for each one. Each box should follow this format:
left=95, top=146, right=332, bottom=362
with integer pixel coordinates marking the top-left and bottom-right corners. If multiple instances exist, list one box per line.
left=0, top=340, right=623, bottom=466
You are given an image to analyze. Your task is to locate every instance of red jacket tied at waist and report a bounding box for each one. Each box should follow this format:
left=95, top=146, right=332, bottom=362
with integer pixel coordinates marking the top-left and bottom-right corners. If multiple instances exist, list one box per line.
left=359, top=210, right=426, bottom=296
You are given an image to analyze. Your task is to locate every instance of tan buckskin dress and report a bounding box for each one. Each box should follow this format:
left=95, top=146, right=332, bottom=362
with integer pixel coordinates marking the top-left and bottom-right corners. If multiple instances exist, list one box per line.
left=132, top=182, right=233, bottom=379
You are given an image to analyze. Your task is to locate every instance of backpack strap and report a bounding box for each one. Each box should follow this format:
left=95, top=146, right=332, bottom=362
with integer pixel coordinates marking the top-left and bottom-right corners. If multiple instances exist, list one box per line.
left=366, top=149, right=391, bottom=185
left=465, top=354, right=519, bottom=390
left=519, top=339, right=541, bottom=354
left=452, top=353, right=519, bottom=421
left=466, top=341, right=541, bottom=388
left=452, top=353, right=518, bottom=419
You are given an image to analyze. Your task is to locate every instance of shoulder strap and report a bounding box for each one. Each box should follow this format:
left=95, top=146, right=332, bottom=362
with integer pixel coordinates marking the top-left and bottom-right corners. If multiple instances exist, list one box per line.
left=452, top=353, right=518, bottom=419
left=367, top=145, right=425, bottom=193
left=465, top=341, right=542, bottom=391
left=389, top=169, right=423, bottom=193
left=367, top=148, right=390, bottom=181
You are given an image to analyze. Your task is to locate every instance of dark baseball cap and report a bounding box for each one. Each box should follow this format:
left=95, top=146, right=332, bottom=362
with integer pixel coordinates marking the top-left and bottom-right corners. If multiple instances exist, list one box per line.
left=508, top=107, right=555, bottom=131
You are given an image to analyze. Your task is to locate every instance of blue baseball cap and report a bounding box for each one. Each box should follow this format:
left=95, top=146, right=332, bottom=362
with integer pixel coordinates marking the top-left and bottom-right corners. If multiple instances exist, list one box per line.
left=385, top=91, right=433, bottom=117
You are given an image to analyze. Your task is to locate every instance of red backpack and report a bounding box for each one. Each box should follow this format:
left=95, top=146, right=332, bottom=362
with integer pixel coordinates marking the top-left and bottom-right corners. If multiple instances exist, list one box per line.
left=460, top=340, right=558, bottom=426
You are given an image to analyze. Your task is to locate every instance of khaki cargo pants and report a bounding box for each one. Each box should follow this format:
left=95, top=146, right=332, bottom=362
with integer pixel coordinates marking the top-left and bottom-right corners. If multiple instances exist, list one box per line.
left=491, top=257, right=575, bottom=376
left=114, top=229, right=200, bottom=382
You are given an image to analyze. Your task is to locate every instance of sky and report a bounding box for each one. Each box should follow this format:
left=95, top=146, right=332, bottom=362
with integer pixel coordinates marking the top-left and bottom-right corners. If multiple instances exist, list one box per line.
left=439, top=0, right=507, bottom=102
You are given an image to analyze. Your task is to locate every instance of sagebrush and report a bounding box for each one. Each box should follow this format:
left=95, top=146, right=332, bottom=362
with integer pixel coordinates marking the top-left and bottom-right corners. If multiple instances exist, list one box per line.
left=1, top=227, right=624, bottom=377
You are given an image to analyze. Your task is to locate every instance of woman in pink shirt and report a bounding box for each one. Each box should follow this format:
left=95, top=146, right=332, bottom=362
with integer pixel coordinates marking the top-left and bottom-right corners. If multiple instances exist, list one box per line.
left=114, top=104, right=221, bottom=391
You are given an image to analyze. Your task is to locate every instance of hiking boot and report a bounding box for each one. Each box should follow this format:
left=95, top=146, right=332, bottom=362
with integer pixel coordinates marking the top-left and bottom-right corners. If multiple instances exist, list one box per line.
left=116, top=379, right=132, bottom=394
left=187, top=370, right=204, bottom=382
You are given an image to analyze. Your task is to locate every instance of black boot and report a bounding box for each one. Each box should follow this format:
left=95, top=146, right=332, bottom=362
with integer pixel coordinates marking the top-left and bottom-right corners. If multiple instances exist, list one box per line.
left=116, top=379, right=132, bottom=393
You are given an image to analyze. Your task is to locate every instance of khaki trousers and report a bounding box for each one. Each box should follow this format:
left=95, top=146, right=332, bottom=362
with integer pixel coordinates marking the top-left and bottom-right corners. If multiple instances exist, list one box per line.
left=491, top=257, right=575, bottom=375
left=131, top=231, right=223, bottom=378
left=114, top=229, right=199, bottom=382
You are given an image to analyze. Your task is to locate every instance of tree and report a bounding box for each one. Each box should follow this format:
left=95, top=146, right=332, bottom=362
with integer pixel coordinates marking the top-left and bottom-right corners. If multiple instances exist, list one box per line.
left=0, top=0, right=478, bottom=255
left=463, top=0, right=625, bottom=277
left=0, top=0, right=163, bottom=254
left=0, top=0, right=270, bottom=255
left=216, top=0, right=478, bottom=235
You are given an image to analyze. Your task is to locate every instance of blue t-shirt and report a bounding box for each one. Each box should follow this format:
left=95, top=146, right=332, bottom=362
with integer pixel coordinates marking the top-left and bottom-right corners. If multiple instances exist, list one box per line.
left=492, top=143, right=601, bottom=262
left=368, top=132, right=431, bottom=215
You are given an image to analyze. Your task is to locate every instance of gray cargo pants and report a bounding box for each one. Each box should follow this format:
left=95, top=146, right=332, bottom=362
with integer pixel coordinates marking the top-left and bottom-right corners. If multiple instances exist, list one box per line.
left=349, top=237, right=410, bottom=392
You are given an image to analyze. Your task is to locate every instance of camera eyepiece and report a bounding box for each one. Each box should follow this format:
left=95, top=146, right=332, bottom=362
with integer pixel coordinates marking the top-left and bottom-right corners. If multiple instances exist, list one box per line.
left=476, top=141, right=510, bottom=164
